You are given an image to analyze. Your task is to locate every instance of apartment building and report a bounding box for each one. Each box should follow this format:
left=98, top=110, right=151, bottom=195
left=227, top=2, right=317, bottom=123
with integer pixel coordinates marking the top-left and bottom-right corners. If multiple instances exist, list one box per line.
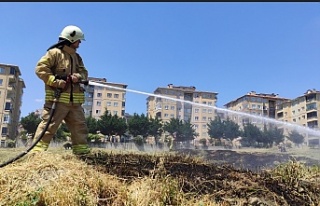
left=224, top=91, right=290, bottom=128
left=147, top=84, right=218, bottom=139
left=276, top=89, right=320, bottom=143
left=83, top=77, right=127, bottom=119
left=0, top=63, right=25, bottom=147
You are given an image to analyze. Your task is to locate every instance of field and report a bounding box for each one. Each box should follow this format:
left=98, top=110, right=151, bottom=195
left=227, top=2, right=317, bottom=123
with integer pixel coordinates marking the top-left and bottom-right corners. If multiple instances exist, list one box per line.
left=1, top=146, right=320, bottom=206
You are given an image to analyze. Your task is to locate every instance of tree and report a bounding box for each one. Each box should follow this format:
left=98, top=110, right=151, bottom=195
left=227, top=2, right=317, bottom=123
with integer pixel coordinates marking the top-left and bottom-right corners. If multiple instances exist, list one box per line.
left=242, top=122, right=262, bottom=147
left=180, top=119, right=198, bottom=141
left=97, top=110, right=127, bottom=136
left=127, top=113, right=150, bottom=137
left=163, top=118, right=198, bottom=150
left=163, top=118, right=182, bottom=140
left=207, top=116, right=224, bottom=140
left=288, top=130, right=304, bottom=146
left=112, top=115, right=127, bottom=136
left=148, top=116, right=163, bottom=143
left=262, top=124, right=284, bottom=147
left=20, top=112, right=41, bottom=137
left=97, top=111, right=113, bottom=135
left=86, top=116, right=98, bottom=134
left=223, top=118, right=241, bottom=140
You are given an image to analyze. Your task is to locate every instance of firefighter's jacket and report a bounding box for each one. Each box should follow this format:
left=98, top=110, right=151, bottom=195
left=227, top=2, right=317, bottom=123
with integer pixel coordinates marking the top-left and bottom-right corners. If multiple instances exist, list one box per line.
left=35, top=45, right=88, bottom=104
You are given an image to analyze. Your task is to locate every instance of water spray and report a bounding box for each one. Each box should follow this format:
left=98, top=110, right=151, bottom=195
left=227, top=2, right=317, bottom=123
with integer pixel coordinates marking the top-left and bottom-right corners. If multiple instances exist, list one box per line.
left=89, top=81, right=320, bottom=137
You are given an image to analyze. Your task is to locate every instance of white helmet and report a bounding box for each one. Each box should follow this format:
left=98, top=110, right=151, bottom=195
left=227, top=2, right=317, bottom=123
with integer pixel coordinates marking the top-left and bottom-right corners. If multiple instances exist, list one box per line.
left=59, top=25, right=85, bottom=43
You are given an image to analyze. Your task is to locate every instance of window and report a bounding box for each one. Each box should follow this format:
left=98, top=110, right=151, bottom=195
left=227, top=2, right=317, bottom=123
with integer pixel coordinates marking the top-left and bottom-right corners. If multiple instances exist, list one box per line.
left=3, top=114, right=9, bottom=123
left=0, top=79, right=3, bottom=86
left=5, top=102, right=11, bottom=110
left=195, top=108, right=199, bottom=113
left=208, top=109, right=212, bottom=114
left=96, top=101, right=101, bottom=106
left=0, top=67, right=5, bottom=74
left=114, top=102, right=118, bottom=107
left=1, top=127, right=7, bottom=135
left=195, top=116, right=199, bottom=121
left=202, top=101, right=207, bottom=104
left=165, top=105, right=169, bottom=110
left=202, top=124, right=207, bottom=129
left=164, top=113, right=169, bottom=117
left=114, top=94, right=119, bottom=98
left=202, top=109, right=207, bottom=113
left=10, top=67, right=15, bottom=75
left=170, top=106, right=175, bottom=110
left=170, top=114, right=174, bottom=118
left=107, top=102, right=111, bottom=106
left=113, top=111, right=118, bottom=115
left=95, top=110, right=101, bottom=114
left=107, top=93, right=112, bottom=98
left=208, top=117, right=212, bottom=121
left=202, top=116, right=207, bottom=121
left=208, top=102, right=212, bottom=106
left=97, top=93, right=102, bottom=98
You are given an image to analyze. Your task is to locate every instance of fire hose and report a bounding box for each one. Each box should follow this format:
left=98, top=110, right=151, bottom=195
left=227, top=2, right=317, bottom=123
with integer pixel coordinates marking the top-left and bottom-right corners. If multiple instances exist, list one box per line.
left=0, top=75, right=88, bottom=168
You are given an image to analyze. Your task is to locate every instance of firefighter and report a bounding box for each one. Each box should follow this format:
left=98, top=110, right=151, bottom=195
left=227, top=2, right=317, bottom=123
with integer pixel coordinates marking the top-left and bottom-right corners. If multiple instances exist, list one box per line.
left=31, top=25, right=90, bottom=155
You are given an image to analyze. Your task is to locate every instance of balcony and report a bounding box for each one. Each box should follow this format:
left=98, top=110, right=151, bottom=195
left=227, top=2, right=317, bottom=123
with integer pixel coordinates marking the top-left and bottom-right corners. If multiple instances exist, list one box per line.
left=6, top=91, right=15, bottom=101
left=8, top=77, right=17, bottom=83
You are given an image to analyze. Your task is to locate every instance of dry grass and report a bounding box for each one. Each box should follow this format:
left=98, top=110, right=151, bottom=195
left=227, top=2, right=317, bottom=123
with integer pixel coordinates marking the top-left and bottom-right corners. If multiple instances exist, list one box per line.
left=0, top=152, right=126, bottom=206
left=1, top=148, right=320, bottom=206
left=0, top=150, right=222, bottom=206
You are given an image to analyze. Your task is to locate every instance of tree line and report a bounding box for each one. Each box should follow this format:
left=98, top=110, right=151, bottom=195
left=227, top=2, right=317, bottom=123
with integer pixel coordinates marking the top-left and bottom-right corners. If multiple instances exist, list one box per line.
left=18, top=111, right=305, bottom=149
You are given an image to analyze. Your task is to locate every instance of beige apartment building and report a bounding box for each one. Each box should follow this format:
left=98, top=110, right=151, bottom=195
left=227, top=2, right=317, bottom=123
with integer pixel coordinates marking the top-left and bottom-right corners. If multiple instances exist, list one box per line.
left=276, top=89, right=320, bottom=144
left=147, top=84, right=218, bottom=139
left=224, top=89, right=320, bottom=145
left=0, top=63, right=25, bottom=147
left=83, top=77, right=127, bottom=119
left=224, top=91, right=290, bottom=128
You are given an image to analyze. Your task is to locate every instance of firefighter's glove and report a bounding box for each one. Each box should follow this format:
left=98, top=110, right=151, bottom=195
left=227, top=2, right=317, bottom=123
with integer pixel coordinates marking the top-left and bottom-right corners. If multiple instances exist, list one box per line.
left=53, top=79, right=66, bottom=89
left=71, top=73, right=82, bottom=83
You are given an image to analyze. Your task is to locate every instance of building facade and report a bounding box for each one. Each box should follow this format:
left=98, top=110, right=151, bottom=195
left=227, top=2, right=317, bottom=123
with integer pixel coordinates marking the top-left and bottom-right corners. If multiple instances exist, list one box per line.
left=0, top=63, right=25, bottom=146
left=276, top=89, right=320, bottom=144
left=83, top=77, right=127, bottom=119
left=224, top=91, right=290, bottom=128
left=147, top=84, right=218, bottom=139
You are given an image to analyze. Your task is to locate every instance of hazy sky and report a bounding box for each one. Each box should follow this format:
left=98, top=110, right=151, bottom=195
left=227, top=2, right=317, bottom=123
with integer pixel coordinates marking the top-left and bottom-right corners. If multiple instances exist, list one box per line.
left=1, top=2, right=319, bottom=118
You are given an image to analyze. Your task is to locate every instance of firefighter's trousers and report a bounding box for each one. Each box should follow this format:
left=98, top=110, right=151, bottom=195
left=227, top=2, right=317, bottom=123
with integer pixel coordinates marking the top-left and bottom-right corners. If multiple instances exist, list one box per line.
left=32, top=101, right=90, bottom=155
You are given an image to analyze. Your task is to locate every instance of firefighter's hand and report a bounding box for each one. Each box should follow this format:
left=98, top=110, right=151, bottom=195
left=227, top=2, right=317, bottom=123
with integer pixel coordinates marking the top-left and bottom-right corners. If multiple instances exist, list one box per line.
left=70, top=74, right=79, bottom=83
left=55, top=79, right=66, bottom=88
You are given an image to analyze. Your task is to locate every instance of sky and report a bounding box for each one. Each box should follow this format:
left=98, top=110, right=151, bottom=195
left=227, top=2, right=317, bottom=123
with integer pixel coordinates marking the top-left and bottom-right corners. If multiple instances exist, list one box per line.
left=1, top=2, right=320, bottom=119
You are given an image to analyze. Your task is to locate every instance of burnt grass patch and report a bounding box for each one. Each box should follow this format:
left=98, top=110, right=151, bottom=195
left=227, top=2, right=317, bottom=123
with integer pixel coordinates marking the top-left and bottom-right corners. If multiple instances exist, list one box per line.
left=78, top=149, right=320, bottom=206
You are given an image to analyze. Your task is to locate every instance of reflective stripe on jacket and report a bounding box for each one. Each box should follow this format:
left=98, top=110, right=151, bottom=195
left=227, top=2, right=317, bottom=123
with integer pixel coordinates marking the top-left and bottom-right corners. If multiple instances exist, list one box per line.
left=35, top=45, right=88, bottom=104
